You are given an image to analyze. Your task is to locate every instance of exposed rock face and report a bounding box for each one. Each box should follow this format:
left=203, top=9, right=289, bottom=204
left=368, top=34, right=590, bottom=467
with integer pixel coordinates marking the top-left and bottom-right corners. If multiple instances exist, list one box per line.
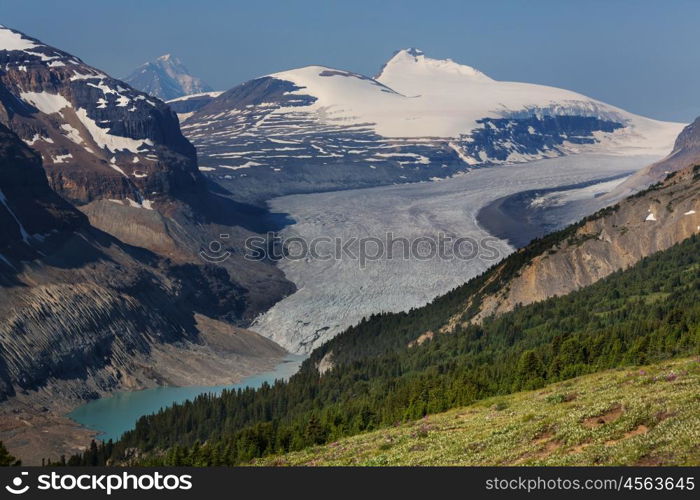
left=0, top=122, right=85, bottom=264
left=0, top=123, right=285, bottom=406
left=454, top=162, right=700, bottom=326
left=612, top=117, right=700, bottom=197
left=0, top=31, right=294, bottom=462
left=124, top=54, right=213, bottom=101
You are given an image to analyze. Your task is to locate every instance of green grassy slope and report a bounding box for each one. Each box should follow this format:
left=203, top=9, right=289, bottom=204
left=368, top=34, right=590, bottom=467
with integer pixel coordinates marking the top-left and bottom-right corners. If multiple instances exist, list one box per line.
left=252, top=357, right=700, bottom=466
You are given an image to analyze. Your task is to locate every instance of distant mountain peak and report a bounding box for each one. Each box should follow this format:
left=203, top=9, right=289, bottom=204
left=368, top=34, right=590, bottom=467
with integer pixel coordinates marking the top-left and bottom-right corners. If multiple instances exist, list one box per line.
left=124, top=54, right=213, bottom=100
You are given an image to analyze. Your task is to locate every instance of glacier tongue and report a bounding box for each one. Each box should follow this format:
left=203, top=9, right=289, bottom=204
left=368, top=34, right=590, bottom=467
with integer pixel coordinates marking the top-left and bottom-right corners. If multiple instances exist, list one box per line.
left=251, top=153, right=662, bottom=354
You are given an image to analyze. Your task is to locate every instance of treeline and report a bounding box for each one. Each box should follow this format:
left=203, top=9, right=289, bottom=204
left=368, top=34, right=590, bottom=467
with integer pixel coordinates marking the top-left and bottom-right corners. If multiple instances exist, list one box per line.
left=63, top=233, right=700, bottom=466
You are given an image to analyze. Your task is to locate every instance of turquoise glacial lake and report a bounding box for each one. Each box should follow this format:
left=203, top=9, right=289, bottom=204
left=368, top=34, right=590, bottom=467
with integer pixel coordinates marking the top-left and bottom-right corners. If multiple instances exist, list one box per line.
left=68, top=354, right=306, bottom=442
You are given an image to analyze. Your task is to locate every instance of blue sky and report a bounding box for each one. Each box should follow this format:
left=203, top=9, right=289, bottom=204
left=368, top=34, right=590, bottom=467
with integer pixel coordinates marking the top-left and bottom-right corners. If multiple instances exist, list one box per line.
left=3, top=0, right=699, bottom=122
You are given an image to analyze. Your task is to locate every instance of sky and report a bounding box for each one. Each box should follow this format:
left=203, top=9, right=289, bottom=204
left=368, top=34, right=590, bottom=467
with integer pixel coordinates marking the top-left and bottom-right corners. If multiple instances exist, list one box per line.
left=3, top=0, right=699, bottom=122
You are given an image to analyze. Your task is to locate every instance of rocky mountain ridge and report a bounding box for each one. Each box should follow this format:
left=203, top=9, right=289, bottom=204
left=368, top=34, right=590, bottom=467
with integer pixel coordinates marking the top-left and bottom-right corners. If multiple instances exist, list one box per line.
left=445, top=159, right=700, bottom=330
left=0, top=26, right=203, bottom=207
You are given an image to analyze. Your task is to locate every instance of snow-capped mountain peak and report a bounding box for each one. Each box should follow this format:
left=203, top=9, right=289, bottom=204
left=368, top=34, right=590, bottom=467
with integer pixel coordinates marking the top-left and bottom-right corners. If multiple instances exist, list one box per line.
left=0, top=24, right=87, bottom=67
left=180, top=48, right=683, bottom=203
left=376, top=48, right=494, bottom=91
left=124, top=54, right=213, bottom=100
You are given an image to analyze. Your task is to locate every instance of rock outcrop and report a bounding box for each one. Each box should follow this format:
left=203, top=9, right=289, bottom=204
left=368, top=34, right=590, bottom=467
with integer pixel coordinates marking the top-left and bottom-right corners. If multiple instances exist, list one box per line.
left=609, top=117, right=700, bottom=198
left=0, top=26, right=203, bottom=207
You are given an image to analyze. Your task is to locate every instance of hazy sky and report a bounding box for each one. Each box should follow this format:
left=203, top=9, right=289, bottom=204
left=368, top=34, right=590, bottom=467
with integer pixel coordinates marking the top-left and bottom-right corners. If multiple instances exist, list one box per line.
left=3, top=0, right=699, bottom=122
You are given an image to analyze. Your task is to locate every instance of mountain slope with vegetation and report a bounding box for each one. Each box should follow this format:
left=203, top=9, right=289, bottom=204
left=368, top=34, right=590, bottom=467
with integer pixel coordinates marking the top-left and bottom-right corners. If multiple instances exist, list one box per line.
left=308, top=160, right=700, bottom=369
left=63, top=119, right=700, bottom=468
left=252, top=357, right=700, bottom=466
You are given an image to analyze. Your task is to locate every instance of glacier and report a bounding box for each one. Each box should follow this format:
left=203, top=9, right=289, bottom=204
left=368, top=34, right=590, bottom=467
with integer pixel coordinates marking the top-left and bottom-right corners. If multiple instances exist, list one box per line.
left=251, top=153, right=663, bottom=353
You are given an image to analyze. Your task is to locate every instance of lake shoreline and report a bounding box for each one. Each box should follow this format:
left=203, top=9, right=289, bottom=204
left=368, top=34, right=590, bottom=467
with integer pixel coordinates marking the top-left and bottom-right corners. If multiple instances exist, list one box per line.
left=0, top=336, right=294, bottom=465
left=67, top=354, right=306, bottom=444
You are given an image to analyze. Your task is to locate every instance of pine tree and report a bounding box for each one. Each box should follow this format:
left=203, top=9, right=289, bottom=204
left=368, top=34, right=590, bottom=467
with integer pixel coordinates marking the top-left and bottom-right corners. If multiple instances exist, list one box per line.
left=0, top=441, right=20, bottom=466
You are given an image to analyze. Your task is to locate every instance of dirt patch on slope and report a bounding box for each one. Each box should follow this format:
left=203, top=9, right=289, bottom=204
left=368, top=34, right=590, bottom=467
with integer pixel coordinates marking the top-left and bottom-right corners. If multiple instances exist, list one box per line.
left=582, top=405, right=623, bottom=429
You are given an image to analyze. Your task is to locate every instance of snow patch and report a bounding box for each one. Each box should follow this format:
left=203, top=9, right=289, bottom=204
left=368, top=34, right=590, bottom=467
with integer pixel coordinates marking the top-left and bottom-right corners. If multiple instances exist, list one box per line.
left=0, top=26, right=39, bottom=51
left=52, top=153, right=73, bottom=163
left=20, top=91, right=72, bottom=115
left=75, top=108, right=150, bottom=153
left=60, top=124, right=83, bottom=144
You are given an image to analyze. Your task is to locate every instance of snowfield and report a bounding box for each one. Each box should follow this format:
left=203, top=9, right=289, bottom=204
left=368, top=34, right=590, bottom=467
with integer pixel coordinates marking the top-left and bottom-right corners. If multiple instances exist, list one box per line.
left=252, top=153, right=661, bottom=353
left=184, top=48, right=682, bottom=204
left=267, top=48, right=681, bottom=151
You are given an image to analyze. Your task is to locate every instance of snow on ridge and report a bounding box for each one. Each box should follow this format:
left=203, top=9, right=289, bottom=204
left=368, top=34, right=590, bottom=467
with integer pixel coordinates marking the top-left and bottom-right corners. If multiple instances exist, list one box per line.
left=75, top=108, right=151, bottom=153
left=262, top=59, right=682, bottom=152
left=19, top=91, right=152, bottom=153
left=0, top=25, right=40, bottom=52
left=167, top=91, right=224, bottom=103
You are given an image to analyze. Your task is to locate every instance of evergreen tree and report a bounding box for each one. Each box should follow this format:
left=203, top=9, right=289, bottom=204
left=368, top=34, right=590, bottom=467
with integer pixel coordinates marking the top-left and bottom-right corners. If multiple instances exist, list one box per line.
left=0, top=441, right=20, bottom=466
